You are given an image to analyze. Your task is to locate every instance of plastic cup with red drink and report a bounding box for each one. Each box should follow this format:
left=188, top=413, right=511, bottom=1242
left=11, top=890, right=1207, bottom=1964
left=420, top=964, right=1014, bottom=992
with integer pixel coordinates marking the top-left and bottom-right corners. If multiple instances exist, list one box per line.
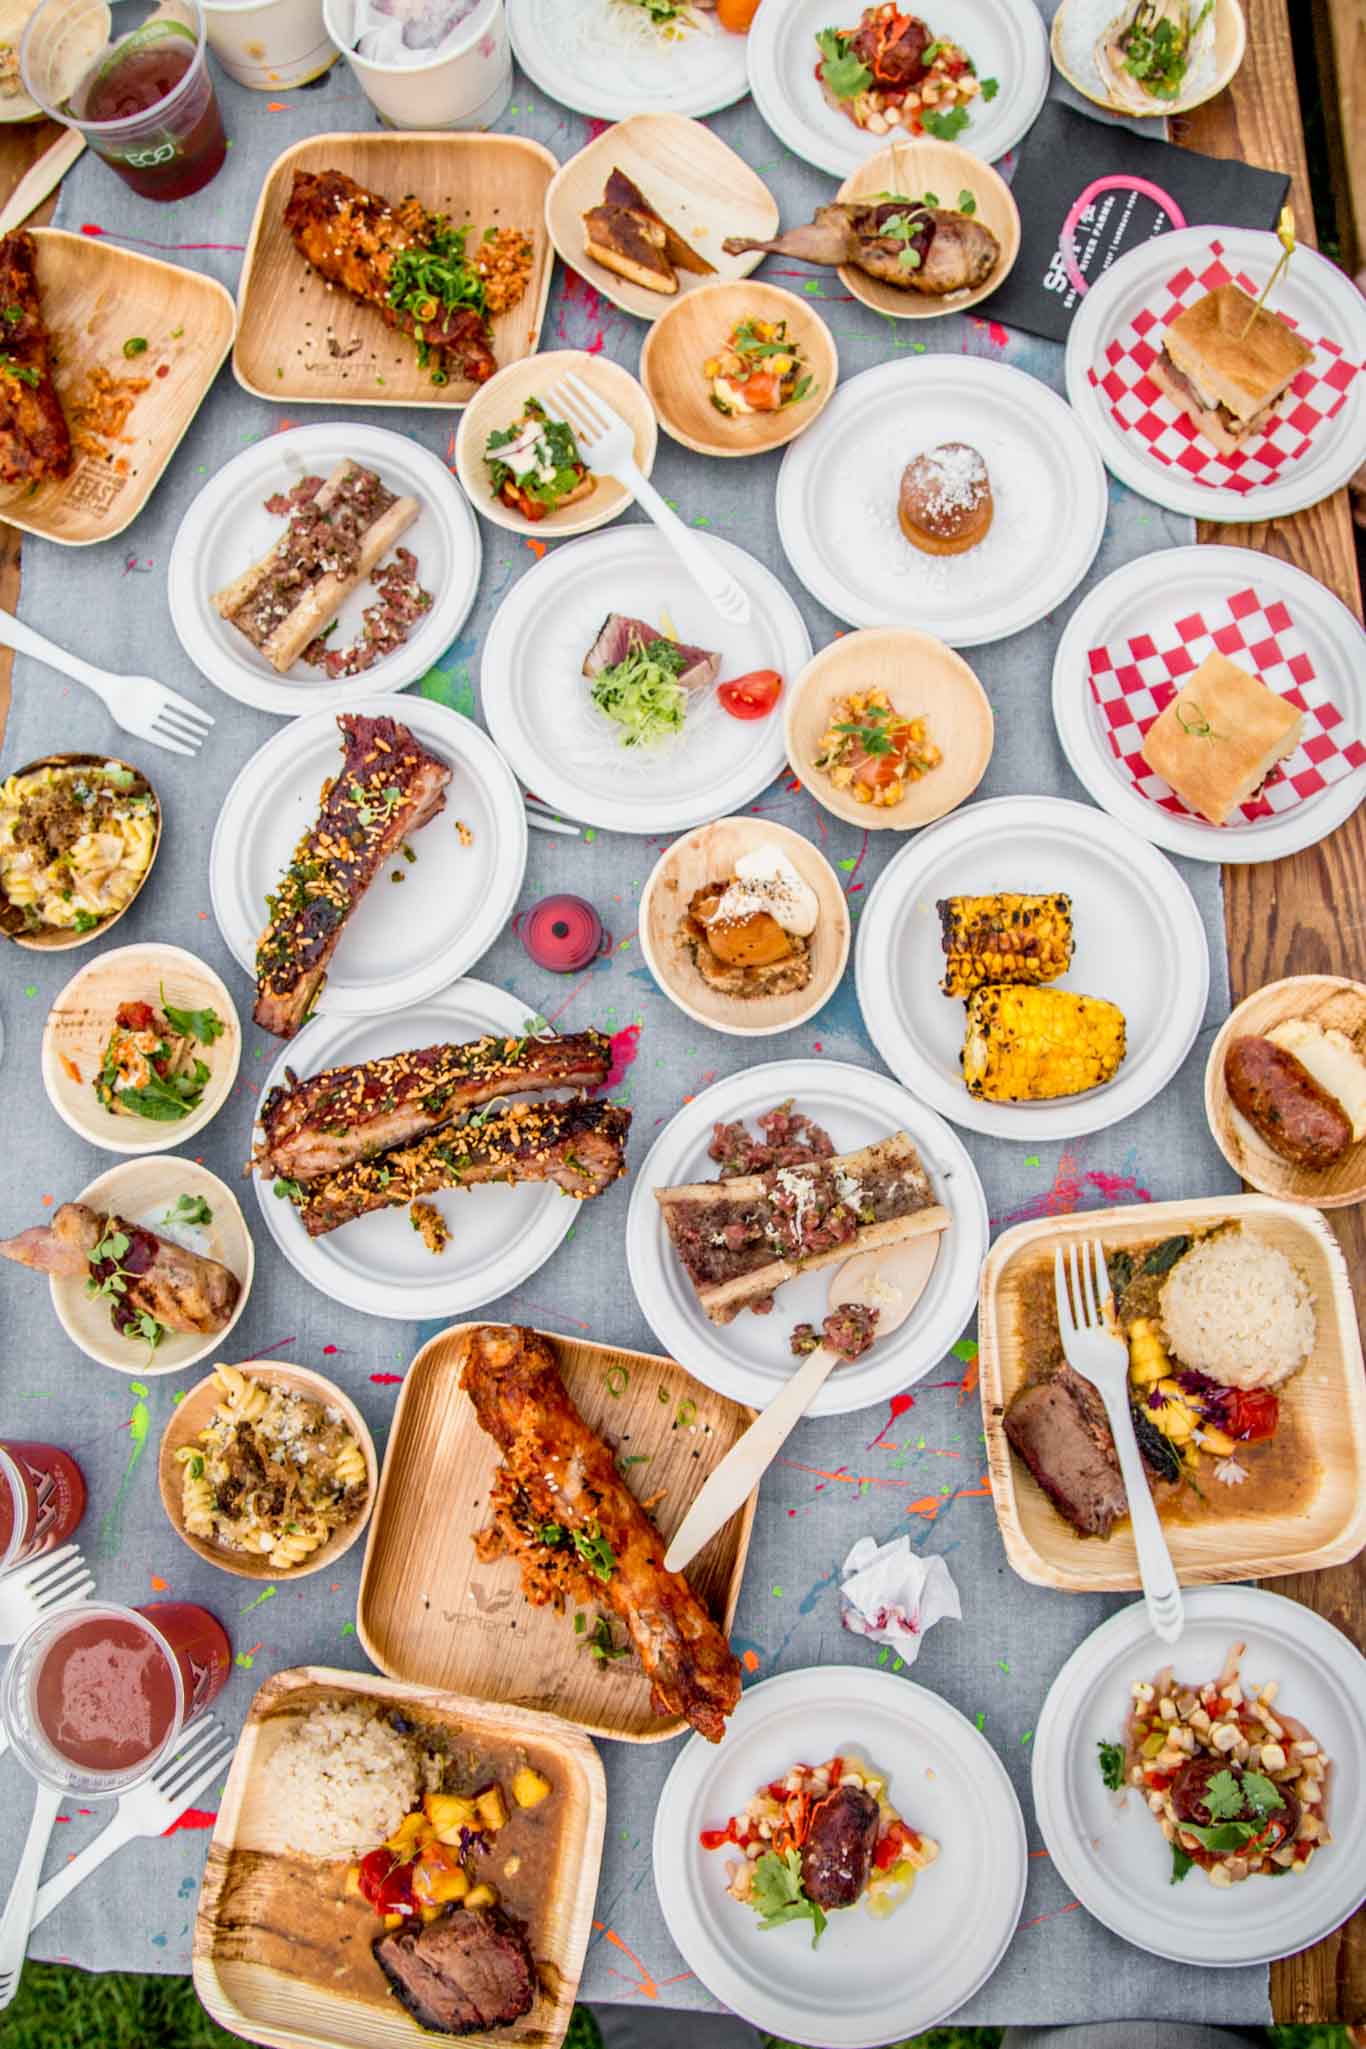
left=22, top=0, right=228, bottom=202
left=1, top=1599, right=231, bottom=1794
left=0, top=1441, right=87, bottom=1578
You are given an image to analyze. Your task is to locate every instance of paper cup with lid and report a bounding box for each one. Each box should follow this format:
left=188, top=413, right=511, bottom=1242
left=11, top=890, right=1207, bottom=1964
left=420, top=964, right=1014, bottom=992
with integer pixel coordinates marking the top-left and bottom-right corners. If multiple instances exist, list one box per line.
left=321, top=0, right=510, bottom=129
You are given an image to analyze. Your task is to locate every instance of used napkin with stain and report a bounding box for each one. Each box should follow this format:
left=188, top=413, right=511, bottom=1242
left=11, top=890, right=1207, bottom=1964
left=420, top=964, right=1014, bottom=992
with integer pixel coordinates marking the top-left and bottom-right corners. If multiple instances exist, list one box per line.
left=839, top=1535, right=961, bottom=1660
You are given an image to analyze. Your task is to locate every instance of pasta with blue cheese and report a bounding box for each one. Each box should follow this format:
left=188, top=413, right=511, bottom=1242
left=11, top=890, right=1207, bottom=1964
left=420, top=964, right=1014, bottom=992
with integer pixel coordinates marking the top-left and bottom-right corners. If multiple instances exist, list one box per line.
left=173, top=1364, right=369, bottom=1569
left=0, top=761, right=158, bottom=936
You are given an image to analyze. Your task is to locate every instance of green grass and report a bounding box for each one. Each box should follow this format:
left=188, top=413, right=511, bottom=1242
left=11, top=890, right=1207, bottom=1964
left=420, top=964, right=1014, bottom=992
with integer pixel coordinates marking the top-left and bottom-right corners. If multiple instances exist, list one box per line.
left=4, top=1971, right=1357, bottom=2049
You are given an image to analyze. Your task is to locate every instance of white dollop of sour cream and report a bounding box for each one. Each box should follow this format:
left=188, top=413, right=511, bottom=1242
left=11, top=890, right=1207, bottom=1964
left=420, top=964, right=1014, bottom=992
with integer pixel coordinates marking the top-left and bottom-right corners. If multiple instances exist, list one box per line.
left=711, top=844, right=819, bottom=937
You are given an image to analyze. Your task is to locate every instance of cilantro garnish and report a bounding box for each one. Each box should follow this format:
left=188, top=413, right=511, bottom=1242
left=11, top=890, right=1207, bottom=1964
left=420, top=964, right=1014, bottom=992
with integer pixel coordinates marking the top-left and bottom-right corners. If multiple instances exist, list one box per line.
left=1097, top=1740, right=1125, bottom=1792
left=163, top=1194, right=213, bottom=1228
left=1200, top=1769, right=1247, bottom=1821
left=1118, top=1, right=1212, bottom=99
left=815, top=26, right=872, bottom=100
left=1170, top=1844, right=1194, bottom=1884
left=750, top=1847, right=829, bottom=1947
left=161, top=990, right=226, bottom=1045
left=921, top=104, right=971, bottom=142
left=1241, top=1771, right=1286, bottom=1820
left=980, top=75, right=999, bottom=100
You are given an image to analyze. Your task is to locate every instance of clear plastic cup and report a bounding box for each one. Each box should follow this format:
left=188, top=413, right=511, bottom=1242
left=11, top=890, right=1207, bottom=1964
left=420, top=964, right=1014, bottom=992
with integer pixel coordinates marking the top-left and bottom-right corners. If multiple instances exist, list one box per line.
left=22, top=0, right=228, bottom=202
left=0, top=1442, right=87, bottom=1577
left=1, top=1599, right=231, bottom=1795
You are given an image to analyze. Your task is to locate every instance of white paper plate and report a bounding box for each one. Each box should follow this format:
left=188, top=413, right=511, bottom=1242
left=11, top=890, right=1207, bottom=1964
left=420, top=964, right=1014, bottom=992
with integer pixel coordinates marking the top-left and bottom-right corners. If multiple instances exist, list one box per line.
left=252, top=981, right=585, bottom=1321
left=625, top=1058, right=987, bottom=1416
left=1033, top=1586, right=1366, bottom=1968
left=1053, top=544, right=1366, bottom=865
left=747, top=0, right=1048, bottom=178
left=507, top=0, right=749, bottom=119
left=479, top=527, right=810, bottom=835
left=209, top=697, right=527, bottom=1020
left=1064, top=228, right=1366, bottom=524
left=655, top=1666, right=1027, bottom=2048
left=776, top=356, right=1107, bottom=645
left=855, top=795, right=1210, bottom=1141
left=167, top=424, right=482, bottom=717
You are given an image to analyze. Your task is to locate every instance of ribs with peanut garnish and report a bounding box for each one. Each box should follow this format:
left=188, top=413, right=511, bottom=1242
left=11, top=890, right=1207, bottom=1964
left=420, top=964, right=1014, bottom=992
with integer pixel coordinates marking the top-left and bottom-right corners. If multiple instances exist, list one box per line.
left=253, top=712, right=450, bottom=1041
left=288, top=1097, right=631, bottom=1236
left=255, top=1030, right=613, bottom=1182
left=460, top=1323, right=741, bottom=1743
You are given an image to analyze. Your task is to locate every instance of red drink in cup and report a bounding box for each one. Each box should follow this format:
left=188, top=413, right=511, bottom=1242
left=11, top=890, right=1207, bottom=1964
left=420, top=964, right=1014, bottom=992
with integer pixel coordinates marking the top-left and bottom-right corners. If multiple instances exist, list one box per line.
left=22, top=0, right=227, bottom=202
left=2, top=1600, right=231, bottom=1794
left=0, top=1441, right=87, bottom=1577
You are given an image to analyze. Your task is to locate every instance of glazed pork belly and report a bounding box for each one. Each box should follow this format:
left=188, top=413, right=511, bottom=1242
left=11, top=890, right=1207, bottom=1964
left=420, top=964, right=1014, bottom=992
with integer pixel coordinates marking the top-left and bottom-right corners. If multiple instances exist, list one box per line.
left=292, top=1097, right=631, bottom=1236
left=656, top=1132, right=947, bottom=1324
left=255, top=1030, right=612, bottom=1182
left=253, top=713, right=450, bottom=1040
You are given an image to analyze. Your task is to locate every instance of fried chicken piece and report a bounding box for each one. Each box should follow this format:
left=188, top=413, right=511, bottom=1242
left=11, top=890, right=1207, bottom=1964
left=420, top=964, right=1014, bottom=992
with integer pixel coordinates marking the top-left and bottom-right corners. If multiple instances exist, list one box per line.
left=284, top=169, right=497, bottom=384
left=460, top=1325, right=741, bottom=1742
left=0, top=230, right=73, bottom=486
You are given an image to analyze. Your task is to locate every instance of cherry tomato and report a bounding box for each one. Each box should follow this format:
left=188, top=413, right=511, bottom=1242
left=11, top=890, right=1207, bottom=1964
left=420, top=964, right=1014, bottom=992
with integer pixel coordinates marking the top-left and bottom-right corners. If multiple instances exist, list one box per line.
left=873, top=1819, right=918, bottom=1871
left=740, top=370, right=782, bottom=411
left=1223, top=1389, right=1279, bottom=1443
left=718, top=669, right=783, bottom=720
left=716, top=0, right=762, bottom=30
left=357, top=1846, right=416, bottom=1917
left=856, top=752, right=902, bottom=792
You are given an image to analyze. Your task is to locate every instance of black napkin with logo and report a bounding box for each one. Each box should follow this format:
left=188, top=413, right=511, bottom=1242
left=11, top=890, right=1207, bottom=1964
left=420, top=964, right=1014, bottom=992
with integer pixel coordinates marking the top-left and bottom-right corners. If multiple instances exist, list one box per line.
left=988, top=100, right=1291, bottom=343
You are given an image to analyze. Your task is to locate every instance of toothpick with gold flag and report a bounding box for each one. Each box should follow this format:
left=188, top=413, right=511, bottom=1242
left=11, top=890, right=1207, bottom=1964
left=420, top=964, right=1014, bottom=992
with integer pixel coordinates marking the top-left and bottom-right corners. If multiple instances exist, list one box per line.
left=1239, top=206, right=1296, bottom=337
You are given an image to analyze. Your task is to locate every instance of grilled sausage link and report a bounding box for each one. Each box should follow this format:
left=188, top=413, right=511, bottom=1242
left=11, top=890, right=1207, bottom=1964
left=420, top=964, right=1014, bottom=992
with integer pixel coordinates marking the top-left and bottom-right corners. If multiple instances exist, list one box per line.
left=800, top=1784, right=880, bottom=1910
left=1224, top=1034, right=1352, bottom=1171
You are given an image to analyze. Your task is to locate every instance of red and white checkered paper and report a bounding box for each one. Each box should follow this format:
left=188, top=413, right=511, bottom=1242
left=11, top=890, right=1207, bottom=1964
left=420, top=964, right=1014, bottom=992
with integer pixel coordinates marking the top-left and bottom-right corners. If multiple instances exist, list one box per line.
left=1087, top=586, right=1366, bottom=823
left=1087, top=241, right=1364, bottom=495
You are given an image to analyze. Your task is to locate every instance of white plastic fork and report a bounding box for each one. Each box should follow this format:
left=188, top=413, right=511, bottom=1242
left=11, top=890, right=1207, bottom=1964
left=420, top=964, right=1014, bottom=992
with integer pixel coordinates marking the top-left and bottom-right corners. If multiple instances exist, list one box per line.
left=0, top=1779, right=60, bottom=2010
left=0, top=609, right=214, bottom=758
left=30, top=1715, right=233, bottom=1931
left=1054, top=1238, right=1184, bottom=1645
left=0, top=1544, right=95, bottom=1765
left=540, top=373, right=752, bottom=627
left=0, top=1545, right=94, bottom=1648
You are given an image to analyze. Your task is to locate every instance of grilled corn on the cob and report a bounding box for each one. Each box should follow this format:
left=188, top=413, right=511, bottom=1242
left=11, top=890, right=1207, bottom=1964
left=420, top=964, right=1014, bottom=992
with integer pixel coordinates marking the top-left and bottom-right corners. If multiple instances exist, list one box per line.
left=937, top=893, right=1073, bottom=998
left=961, top=984, right=1126, bottom=1102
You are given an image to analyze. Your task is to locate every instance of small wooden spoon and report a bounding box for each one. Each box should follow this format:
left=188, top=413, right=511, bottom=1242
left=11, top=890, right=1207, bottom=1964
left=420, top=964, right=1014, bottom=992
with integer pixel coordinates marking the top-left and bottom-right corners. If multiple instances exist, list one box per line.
left=662, top=1207, right=948, bottom=1574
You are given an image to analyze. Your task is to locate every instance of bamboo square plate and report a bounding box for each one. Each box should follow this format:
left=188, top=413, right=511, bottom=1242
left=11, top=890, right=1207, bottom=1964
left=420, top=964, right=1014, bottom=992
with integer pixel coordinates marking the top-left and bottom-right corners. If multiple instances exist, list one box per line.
left=978, top=1195, right=1366, bottom=1591
left=357, top=1324, right=757, bottom=1742
left=194, top=1665, right=605, bottom=2049
left=234, top=133, right=557, bottom=409
left=0, top=229, right=234, bottom=547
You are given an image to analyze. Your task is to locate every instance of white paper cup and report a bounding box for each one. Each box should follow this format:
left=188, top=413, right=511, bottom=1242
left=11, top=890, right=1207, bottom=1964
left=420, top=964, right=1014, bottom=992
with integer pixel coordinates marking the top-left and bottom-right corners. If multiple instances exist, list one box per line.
left=322, top=0, right=509, bottom=129
left=201, top=0, right=338, bottom=88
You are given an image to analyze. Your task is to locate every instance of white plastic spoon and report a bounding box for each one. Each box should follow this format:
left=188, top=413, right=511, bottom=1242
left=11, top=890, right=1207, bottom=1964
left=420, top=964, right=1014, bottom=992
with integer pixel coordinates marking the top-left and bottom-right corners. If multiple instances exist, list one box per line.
left=662, top=1207, right=949, bottom=1575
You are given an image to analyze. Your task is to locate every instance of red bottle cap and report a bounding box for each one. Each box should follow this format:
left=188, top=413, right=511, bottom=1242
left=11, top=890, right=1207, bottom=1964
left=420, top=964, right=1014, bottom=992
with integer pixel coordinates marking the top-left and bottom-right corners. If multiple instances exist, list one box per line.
left=520, top=895, right=607, bottom=973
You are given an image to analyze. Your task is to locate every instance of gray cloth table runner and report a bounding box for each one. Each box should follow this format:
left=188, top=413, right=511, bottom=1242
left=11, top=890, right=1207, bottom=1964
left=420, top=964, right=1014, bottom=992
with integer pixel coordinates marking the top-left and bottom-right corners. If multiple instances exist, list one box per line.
left=0, top=11, right=1267, bottom=2026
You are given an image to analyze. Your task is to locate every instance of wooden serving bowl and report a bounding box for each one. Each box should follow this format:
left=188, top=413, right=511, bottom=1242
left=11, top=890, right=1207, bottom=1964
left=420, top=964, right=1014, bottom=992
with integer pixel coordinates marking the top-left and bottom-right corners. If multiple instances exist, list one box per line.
left=835, top=138, right=1020, bottom=323
left=639, top=814, right=850, bottom=1037
left=785, top=627, right=993, bottom=831
left=52, top=1155, right=253, bottom=1376
left=0, top=753, right=160, bottom=951
left=639, top=280, right=837, bottom=460
left=1205, top=974, right=1366, bottom=1209
left=455, top=350, right=658, bottom=539
left=1051, top=0, right=1246, bottom=117
left=159, top=1360, right=377, bottom=1580
left=42, top=942, right=241, bottom=1155
left=543, top=111, right=779, bottom=324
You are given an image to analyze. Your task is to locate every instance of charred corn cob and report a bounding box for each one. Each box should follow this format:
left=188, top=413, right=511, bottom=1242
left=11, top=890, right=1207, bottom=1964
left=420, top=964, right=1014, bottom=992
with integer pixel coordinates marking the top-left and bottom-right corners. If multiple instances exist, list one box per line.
left=937, top=893, right=1073, bottom=998
left=961, top=984, right=1126, bottom=1102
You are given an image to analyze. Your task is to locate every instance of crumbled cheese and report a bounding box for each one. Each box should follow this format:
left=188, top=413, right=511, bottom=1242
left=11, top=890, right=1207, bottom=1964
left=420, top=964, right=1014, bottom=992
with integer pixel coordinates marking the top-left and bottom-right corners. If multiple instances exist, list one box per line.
left=833, top=1166, right=866, bottom=1208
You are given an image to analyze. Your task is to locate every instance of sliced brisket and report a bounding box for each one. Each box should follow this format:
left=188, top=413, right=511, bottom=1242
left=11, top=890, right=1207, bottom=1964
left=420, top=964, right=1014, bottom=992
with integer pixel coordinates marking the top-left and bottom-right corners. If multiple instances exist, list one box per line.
left=372, top=1905, right=536, bottom=2036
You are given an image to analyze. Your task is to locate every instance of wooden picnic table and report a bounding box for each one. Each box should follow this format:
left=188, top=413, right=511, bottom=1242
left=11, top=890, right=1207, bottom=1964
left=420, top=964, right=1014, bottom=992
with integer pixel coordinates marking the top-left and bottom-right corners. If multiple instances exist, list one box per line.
left=0, top=0, right=1359, bottom=2022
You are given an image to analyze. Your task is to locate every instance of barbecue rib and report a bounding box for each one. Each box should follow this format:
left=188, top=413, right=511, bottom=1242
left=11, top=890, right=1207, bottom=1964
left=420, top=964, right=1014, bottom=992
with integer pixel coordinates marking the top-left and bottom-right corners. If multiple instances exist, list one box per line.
left=0, top=1203, right=239, bottom=1335
left=0, top=230, right=73, bottom=487
left=292, top=1097, right=631, bottom=1236
left=254, top=713, right=450, bottom=1040
left=724, top=203, right=1000, bottom=297
left=284, top=169, right=497, bottom=385
left=461, top=1324, right=741, bottom=1742
left=255, top=1030, right=613, bottom=1182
